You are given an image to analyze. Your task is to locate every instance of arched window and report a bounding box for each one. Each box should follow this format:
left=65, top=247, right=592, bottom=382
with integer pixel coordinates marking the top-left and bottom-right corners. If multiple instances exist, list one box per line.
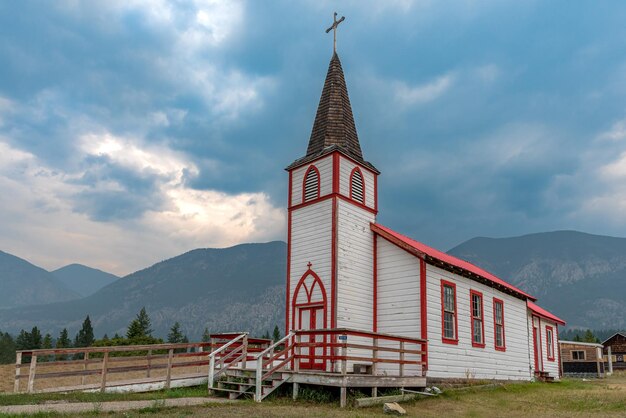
left=303, top=165, right=320, bottom=202
left=349, top=168, right=364, bottom=204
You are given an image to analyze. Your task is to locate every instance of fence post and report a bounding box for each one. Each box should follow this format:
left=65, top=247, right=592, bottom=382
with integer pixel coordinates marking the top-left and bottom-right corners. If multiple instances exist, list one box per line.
left=81, top=351, right=89, bottom=386
left=14, top=352, right=22, bottom=393
left=255, top=355, right=263, bottom=402
left=341, top=342, right=347, bottom=375
left=208, top=354, right=215, bottom=393
left=146, top=349, right=152, bottom=378
left=399, top=341, right=405, bottom=377
left=607, top=347, right=613, bottom=376
left=294, top=334, right=300, bottom=373
left=197, top=346, right=203, bottom=374
left=27, top=354, right=37, bottom=393
left=165, top=348, right=173, bottom=389
left=100, top=351, right=109, bottom=392
left=242, top=335, right=248, bottom=370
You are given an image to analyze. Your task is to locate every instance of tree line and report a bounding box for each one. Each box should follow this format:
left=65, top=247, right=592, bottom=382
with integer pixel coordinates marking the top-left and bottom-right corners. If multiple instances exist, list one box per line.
left=0, top=307, right=283, bottom=364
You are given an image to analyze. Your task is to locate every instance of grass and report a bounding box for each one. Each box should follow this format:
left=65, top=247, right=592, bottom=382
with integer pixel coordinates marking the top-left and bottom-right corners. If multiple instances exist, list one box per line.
left=0, top=385, right=207, bottom=406
left=1, top=373, right=625, bottom=417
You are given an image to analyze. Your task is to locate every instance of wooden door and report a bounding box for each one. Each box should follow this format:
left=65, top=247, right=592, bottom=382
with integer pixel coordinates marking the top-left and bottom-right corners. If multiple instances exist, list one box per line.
left=298, top=306, right=325, bottom=370
left=533, top=326, right=541, bottom=372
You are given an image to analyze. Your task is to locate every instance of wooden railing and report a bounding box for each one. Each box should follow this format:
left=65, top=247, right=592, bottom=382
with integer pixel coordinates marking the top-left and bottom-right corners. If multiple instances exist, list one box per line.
left=14, top=334, right=272, bottom=394
left=252, top=328, right=427, bottom=401
left=207, top=333, right=248, bottom=390
left=291, top=328, right=428, bottom=377
left=14, top=342, right=212, bottom=393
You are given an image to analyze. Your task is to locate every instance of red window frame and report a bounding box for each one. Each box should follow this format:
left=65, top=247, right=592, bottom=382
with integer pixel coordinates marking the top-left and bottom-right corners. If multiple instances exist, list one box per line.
left=349, top=167, right=365, bottom=204
left=470, top=290, right=485, bottom=348
left=441, top=280, right=458, bottom=345
left=546, top=325, right=555, bottom=361
left=493, top=298, right=506, bottom=352
left=302, top=165, right=321, bottom=202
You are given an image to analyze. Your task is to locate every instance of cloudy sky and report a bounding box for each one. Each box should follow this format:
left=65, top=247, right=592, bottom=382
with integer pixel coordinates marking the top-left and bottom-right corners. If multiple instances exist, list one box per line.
left=1, top=1, right=626, bottom=276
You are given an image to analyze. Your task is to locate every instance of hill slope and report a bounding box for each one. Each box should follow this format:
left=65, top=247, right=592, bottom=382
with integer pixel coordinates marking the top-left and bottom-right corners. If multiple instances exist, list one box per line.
left=0, top=251, right=79, bottom=308
left=448, top=230, right=626, bottom=329
left=51, top=264, right=118, bottom=297
left=0, top=242, right=286, bottom=339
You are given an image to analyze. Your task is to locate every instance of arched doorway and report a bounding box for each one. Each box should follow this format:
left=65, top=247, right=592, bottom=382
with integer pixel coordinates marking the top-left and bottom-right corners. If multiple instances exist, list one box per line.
left=292, top=268, right=328, bottom=370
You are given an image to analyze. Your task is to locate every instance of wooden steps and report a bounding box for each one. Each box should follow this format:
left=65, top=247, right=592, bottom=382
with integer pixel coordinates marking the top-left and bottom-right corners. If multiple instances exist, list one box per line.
left=534, top=371, right=555, bottom=382
left=210, top=368, right=289, bottom=400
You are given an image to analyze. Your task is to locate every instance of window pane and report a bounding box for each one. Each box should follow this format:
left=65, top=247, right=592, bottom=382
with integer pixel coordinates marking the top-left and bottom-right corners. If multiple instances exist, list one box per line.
left=496, top=326, right=503, bottom=347
left=444, top=312, right=455, bottom=339
left=473, top=319, right=482, bottom=343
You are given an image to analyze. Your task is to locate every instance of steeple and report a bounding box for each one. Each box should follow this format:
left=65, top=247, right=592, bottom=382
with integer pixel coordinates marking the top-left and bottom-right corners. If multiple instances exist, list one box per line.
left=307, top=52, right=362, bottom=160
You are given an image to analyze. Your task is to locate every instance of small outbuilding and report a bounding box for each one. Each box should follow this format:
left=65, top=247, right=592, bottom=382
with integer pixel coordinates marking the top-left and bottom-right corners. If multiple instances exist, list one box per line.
left=602, top=332, right=626, bottom=370
left=559, top=340, right=605, bottom=378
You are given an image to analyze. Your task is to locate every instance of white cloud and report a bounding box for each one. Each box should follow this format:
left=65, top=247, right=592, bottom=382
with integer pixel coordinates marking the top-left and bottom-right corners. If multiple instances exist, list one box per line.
left=0, top=138, right=285, bottom=275
left=394, top=73, right=455, bottom=106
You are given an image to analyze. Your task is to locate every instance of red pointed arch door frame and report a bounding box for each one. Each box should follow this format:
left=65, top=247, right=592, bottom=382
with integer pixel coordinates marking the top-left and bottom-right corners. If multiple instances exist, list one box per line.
left=292, top=268, right=328, bottom=370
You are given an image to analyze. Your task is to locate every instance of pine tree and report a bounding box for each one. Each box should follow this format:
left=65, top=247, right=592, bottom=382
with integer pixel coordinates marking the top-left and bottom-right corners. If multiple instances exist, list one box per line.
left=102, top=334, right=109, bottom=341
left=272, top=325, right=281, bottom=342
left=573, top=334, right=582, bottom=342
left=583, top=329, right=596, bottom=343
left=0, top=332, right=16, bottom=364
left=56, top=328, right=71, bottom=349
left=201, top=328, right=211, bottom=343
left=30, top=327, right=42, bottom=349
left=15, top=330, right=31, bottom=350
left=127, top=307, right=152, bottom=339
left=261, top=330, right=270, bottom=340
left=42, top=334, right=52, bottom=349
left=75, top=316, right=95, bottom=348
left=167, top=322, right=184, bottom=344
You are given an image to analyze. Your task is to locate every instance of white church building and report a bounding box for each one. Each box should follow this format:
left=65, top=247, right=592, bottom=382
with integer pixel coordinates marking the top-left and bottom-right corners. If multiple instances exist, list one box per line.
left=284, top=51, right=565, bottom=383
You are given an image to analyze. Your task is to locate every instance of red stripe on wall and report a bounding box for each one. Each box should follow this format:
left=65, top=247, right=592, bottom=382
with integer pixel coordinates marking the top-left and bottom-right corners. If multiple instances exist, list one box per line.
left=373, top=234, right=378, bottom=332
left=420, top=258, right=428, bottom=369
left=331, top=196, right=338, bottom=329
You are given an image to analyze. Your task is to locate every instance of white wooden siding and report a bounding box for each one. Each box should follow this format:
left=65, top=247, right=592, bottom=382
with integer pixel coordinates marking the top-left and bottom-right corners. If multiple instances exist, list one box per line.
left=335, top=200, right=375, bottom=372
left=290, top=155, right=334, bottom=206
left=425, top=263, right=533, bottom=381
left=338, top=155, right=376, bottom=209
left=288, top=199, right=333, bottom=330
left=336, top=199, right=375, bottom=330
left=375, top=237, right=422, bottom=375
left=539, top=318, right=560, bottom=379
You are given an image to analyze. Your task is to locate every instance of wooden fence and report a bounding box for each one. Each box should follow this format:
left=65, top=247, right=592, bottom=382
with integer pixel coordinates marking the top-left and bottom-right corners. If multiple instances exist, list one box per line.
left=14, top=333, right=271, bottom=394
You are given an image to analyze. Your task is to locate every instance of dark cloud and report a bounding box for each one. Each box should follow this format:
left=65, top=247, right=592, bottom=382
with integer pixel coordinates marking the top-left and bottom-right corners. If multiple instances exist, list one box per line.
left=2, top=0, right=626, bottom=264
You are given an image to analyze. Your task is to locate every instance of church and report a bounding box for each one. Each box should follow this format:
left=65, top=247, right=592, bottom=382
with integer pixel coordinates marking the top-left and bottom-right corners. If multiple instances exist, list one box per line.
left=283, top=41, right=565, bottom=383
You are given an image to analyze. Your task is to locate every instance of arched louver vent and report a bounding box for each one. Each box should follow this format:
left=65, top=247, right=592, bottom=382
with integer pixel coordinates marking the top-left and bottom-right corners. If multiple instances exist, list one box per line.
left=303, top=166, right=320, bottom=202
left=350, top=169, right=364, bottom=204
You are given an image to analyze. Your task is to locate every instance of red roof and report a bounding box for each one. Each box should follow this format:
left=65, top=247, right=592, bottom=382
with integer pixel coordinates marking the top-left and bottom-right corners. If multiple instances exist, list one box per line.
left=528, top=301, right=566, bottom=325
left=371, top=223, right=536, bottom=301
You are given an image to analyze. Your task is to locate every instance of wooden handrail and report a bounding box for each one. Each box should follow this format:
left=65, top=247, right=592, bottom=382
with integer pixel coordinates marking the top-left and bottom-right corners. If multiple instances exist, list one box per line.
left=208, top=333, right=248, bottom=390
left=293, top=328, right=427, bottom=344
left=255, top=332, right=295, bottom=401
left=17, top=341, right=212, bottom=356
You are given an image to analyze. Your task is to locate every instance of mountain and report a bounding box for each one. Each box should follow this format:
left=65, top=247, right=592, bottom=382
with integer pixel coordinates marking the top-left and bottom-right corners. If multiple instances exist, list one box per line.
left=448, top=230, right=626, bottom=330
left=0, top=251, right=80, bottom=308
left=51, top=264, right=118, bottom=297
left=0, top=242, right=286, bottom=339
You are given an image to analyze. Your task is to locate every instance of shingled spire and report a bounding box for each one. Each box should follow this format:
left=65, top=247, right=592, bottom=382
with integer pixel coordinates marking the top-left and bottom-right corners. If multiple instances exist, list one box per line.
left=306, top=52, right=363, bottom=161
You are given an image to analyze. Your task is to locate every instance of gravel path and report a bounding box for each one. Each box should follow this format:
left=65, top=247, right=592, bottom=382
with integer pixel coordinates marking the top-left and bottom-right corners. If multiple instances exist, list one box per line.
left=0, top=396, right=232, bottom=414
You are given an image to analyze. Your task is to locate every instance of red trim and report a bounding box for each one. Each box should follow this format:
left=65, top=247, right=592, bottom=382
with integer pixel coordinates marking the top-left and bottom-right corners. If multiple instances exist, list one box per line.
left=527, top=301, right=565, bottom=325
left=440, top=279, right=458, bottom=345
left=370, top=223, right=535, bottom=301
left=286, top=171, right=292, bottom=336
left=302, top=164, right=321, bottom=203
left=493, top=298, right=506, bottom=352
left=556, top=326, right=561, bottom=377
left=288, top=191, right=378, bottom=215
left=291, top=269, right=328, bottom=331
left=470, top=290, right=485, bottom=348
left=289, top=150, right=379, bottom=177
left=373, top=234, right=378, bottom=332
left=349, top=167, right=365, bottom=204
left=546, top=325, right=555, bottom=361
left=332, top=153, right=339, bottom=194
left=374, top=173, right=378, bottom=212
left=536, top=316, right=543, bottom=372
left=331, top=196, right=337, bottom=329
left=419, top=259, right=428, bottom=369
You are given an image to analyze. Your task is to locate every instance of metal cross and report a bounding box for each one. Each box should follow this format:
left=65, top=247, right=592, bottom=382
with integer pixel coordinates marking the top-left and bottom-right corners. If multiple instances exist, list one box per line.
left=325, top=12, right=345, bottom=54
